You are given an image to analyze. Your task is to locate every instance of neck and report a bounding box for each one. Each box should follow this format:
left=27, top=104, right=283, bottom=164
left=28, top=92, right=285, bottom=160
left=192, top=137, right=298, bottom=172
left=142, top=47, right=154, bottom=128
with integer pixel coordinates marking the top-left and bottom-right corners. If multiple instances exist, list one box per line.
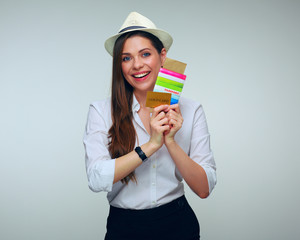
left=134, top=90, right=148, bottom=108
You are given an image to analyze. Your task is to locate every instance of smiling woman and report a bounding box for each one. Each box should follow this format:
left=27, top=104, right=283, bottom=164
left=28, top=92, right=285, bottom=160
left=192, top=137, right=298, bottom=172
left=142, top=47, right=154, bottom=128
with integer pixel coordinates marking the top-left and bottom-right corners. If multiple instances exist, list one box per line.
left=83, top=11, right=216, bottom=240
left=121, top=34, right=166, bottom=103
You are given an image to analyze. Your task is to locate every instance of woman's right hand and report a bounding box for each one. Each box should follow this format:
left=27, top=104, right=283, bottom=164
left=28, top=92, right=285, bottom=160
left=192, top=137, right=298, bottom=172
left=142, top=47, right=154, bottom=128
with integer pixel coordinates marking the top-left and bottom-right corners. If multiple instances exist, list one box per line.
left=149, top=105, right=170, bottom=150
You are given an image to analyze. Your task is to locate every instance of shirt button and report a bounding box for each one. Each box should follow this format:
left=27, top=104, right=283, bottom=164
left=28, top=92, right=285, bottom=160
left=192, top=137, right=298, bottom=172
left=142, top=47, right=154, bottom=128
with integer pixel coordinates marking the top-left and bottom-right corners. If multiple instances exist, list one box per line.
left=153, top=165, right=156, bottom=168
left=152, top=201, right=156, bottom=204
left=152, top=182, right=155, bottom=186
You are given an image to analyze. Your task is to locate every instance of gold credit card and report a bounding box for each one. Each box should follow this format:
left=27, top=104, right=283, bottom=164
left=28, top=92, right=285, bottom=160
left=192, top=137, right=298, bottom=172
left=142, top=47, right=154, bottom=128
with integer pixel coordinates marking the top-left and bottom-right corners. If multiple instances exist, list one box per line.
left=146, top=91, right=171, bottom=108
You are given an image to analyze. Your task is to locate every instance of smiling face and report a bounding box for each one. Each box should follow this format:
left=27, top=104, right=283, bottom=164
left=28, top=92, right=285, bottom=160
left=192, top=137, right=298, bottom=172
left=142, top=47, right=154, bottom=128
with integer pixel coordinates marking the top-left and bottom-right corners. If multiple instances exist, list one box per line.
left=121, top=35, right=166, bottom=97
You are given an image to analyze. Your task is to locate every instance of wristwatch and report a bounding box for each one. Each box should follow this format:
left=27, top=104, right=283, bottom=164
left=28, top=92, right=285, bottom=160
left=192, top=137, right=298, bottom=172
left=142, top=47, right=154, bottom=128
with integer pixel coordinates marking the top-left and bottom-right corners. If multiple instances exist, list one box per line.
left=135, top=146, right=148, bottom=162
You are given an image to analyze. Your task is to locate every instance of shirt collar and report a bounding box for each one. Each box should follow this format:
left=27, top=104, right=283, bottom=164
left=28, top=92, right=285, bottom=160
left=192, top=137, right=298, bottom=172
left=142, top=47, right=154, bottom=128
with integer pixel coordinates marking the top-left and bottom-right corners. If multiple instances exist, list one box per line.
left=132, top=93, right=140, bottom=112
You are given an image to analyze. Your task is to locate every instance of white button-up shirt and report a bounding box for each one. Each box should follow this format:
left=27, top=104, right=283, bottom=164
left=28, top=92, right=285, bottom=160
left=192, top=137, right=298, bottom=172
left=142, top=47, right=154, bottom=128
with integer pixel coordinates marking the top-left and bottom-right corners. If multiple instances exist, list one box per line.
left=83, top=95, right=216, bottom=209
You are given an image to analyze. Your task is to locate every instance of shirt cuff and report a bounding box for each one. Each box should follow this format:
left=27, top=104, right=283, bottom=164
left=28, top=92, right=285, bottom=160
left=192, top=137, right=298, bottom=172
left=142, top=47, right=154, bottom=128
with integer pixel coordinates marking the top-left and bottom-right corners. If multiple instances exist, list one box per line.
left=88, top=159, right=115, bottom=192
left=202, top=166, right=217, bottom=194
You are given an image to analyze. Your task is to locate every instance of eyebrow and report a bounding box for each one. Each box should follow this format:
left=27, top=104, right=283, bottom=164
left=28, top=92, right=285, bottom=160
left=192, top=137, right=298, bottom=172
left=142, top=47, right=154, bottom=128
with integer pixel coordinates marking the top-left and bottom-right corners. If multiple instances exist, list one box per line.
left=122, top=48, right=151, bottom=55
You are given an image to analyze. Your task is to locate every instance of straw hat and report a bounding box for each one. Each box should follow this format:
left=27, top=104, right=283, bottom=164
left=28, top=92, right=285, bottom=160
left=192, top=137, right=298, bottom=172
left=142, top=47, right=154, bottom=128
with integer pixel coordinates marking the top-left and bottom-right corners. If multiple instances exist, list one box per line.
left=104, top=12, right=173, bottom=56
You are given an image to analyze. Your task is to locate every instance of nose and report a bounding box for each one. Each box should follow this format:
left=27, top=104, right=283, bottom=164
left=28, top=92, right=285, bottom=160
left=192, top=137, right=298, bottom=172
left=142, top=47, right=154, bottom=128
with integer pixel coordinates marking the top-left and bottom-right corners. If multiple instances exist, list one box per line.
left=133, top=57, right=144, bottom=70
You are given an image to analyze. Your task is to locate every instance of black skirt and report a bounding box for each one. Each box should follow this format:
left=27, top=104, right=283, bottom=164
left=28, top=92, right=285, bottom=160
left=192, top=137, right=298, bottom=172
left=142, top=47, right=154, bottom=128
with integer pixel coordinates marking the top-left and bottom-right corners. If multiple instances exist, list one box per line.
left=105, top=195, right=200, bottom=240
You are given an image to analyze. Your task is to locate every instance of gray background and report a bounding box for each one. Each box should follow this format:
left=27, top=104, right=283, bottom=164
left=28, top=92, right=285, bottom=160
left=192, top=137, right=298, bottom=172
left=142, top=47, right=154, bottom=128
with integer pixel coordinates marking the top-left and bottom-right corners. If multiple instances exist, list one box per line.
left=1, top=0, right=299, bottom=239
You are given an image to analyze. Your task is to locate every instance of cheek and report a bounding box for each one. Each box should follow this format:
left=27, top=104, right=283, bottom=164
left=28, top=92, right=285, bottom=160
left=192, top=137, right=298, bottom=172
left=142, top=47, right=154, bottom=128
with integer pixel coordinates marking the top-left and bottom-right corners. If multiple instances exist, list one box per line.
left=148, top=58, right=162, bottom=71
left=120, top=64, right=131, bottom=84
left=121, top=64, right=133, bottom=80
left=153, top=62, right=162, bottom=74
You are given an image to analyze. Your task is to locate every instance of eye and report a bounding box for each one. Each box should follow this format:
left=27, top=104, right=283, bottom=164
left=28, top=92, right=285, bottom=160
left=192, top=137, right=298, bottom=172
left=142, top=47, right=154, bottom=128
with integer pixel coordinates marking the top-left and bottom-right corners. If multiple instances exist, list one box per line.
left=142, top=52, right=150, bottom=57
left=122, top=56, right=131, bottom=62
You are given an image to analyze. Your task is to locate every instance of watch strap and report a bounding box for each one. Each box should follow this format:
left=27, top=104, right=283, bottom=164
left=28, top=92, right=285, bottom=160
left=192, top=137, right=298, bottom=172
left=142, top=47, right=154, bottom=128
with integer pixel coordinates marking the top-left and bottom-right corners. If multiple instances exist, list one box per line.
left=135, top=146, right=148, bottom=162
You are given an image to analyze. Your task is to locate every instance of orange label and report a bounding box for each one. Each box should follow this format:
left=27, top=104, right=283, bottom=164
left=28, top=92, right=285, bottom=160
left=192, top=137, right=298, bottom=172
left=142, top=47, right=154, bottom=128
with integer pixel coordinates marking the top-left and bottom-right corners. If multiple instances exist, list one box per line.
left=146, top=91, right=171, bottom=108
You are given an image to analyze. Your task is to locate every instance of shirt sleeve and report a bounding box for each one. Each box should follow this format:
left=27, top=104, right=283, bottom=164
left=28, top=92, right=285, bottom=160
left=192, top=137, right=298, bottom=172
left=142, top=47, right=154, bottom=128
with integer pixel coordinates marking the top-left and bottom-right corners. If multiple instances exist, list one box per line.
left=83, top=103, right=115, bottom=192
left=189, top=104, right=217, bottom=194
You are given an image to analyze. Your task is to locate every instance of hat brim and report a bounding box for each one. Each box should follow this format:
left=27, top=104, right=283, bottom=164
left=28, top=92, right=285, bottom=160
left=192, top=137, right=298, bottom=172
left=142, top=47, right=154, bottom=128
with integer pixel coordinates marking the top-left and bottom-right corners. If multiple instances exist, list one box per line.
left=104, top=28, right=173, bottom=56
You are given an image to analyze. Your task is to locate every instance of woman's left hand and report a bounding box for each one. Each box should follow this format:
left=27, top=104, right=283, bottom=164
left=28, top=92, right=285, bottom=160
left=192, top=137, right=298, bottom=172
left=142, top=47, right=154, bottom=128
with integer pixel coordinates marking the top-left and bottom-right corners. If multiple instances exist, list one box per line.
left=164, top=104, right=183, bottom=145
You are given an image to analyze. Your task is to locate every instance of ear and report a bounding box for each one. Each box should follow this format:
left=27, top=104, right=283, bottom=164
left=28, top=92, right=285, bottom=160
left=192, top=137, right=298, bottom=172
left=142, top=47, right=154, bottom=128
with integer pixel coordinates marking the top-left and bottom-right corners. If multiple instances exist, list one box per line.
left=160, top=48, right=167, bottom=67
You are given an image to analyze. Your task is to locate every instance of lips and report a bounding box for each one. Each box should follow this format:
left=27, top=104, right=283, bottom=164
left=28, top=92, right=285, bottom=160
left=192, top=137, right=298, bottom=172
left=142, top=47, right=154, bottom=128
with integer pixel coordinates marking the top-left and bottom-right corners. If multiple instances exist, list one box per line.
left=132, top=71, right=150, bottom=79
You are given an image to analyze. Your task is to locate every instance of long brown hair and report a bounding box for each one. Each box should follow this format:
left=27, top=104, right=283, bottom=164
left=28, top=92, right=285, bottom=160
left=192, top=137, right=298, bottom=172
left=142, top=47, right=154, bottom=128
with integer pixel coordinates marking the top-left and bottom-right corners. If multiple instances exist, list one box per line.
left=108, top=31, right=164, bottom=184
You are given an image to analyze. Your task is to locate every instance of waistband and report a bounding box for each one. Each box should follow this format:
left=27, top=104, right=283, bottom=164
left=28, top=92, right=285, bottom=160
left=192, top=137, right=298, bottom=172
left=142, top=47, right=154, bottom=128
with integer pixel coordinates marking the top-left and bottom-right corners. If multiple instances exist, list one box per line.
left=109, top=195, right=187, bottom=219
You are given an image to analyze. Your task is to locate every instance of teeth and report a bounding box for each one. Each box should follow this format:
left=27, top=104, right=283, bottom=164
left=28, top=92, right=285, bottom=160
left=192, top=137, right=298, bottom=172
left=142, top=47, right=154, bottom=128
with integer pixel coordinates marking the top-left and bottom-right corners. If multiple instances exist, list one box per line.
left=133, top=72, right=149, bottom=78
